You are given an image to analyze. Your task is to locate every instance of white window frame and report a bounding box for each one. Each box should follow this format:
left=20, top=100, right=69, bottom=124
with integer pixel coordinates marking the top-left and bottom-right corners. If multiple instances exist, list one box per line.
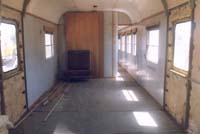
left=121, top=35, right=126, bottom=52
left=118, top=37, right=121, bottom=50
left=0, top=19, right=20, bottom=77
left=173, top=20, right=192, bottom=74
left=44, top=33, right=54, bottom=59
left=132, top=33, right=137, bottom=56
left=127, top=34, right=132, bottom=54
left=146, top=27, right=160, bottom=64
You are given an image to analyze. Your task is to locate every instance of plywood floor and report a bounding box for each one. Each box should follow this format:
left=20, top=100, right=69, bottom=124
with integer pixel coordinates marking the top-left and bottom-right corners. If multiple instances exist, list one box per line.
left=10, top=68, right=185, bottom=134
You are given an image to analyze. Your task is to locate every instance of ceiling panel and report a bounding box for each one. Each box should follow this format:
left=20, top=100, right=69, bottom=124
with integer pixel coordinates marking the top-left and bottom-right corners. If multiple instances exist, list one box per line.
left=2, top=0, right=23, bottom=10
left=167, top=0, right=189, bottom=9
left=26, top=0, right=75, bottom=22
left=3, top=0, right=185, bottom=24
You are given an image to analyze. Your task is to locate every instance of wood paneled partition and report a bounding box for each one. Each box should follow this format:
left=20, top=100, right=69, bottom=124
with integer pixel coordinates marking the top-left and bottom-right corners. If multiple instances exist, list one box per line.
left=65, top=12, right=104, bottom=78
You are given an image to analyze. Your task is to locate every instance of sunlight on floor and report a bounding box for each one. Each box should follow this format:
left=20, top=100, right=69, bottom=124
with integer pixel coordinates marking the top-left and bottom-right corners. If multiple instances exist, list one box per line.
left=122, top=89, right=139, bottom=101
left=53, top=123, right=75, bottom=134
left=116, top=72, right=125, bottom=81
left=133, top=112, right=158, bottom=127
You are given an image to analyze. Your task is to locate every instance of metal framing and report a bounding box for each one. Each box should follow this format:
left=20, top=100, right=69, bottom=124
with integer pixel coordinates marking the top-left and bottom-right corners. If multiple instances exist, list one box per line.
left=185, top=0, right=196, bottom=129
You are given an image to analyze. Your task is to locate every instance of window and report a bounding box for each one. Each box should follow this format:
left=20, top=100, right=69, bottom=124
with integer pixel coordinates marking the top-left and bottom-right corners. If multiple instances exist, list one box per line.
left=45, top=33, right=54, bottom=59
left=118, top=38, right=121, bottom=50
left=132, top=34, right=137, bottom=56
left=127, top=35, right=132, bottom=54
left=147, top=28, right=160, bottom=64
left=173, top=21, right=192, bottom=73
left=0, top=22, right=19, bottom=73
left=121, top=35, right=126, bottom=52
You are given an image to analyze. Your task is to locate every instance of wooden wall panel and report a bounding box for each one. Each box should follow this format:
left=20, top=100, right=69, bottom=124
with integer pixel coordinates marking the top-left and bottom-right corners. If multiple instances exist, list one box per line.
left=65, top=12, right=104, bottom=78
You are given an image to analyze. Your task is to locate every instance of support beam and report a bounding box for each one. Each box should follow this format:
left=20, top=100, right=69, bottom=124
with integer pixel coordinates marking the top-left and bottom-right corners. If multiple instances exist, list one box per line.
left=190, top=0, right=196, bottom=9
left=161, top=0, right=169, bottom=15
left=22, top=0, right=31, bottom=16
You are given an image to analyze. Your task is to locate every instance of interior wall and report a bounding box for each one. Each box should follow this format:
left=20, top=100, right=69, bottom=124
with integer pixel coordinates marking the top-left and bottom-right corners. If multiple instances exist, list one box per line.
left=1, top=6, right=27, bottom=123
left=104, top=11, right=113, bottom=77
left=58, top=11, right=119, bottom=78
left=24, top=15, right=58, bottom=107
left=57, top=17, right=66, bottom=78
left=65, top=12, right=104, bottom=78
left=119, top=13, right=167, bottom=105
left=104, top=11, right=119, bottom=78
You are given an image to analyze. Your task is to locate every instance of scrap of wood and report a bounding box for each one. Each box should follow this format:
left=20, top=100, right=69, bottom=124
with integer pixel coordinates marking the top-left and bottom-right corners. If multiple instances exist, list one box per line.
left=13, top=82, right=69, bottom=128
left=43, top=85, right=71, bottom=122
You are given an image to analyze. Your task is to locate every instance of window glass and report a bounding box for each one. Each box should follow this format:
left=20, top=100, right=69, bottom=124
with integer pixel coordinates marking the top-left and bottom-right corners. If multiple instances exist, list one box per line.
left=147, top=29, right=160, bottom=64
left=0, top=22, right=18, bottom=72
left=127, top=35, right=132, bottom=54
left=118, top=38, right=121, bottom=50
left=121, top=36, right=126, bottom=52
left=45, top=33, right=54, bottom=59
left=132, top=34, right=137, bottom=56
left=173, top=21, right=191, bottom=72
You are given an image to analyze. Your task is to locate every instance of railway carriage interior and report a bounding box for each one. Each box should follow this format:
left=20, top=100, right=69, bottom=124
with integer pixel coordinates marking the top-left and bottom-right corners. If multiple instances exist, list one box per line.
left=0, top=0, right=200, bottom=134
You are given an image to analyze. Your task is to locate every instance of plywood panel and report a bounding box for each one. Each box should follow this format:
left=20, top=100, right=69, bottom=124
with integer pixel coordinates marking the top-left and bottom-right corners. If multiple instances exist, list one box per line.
left=65, top=12, right=104, bottom=78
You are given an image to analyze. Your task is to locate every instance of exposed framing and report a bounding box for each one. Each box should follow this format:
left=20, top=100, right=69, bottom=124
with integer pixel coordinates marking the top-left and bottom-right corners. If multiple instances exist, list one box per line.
left=185, top=0, right=196, bottom=129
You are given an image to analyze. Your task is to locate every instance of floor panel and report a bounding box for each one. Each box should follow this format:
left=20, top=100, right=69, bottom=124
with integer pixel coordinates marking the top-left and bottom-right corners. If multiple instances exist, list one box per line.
left=10, top=68, right=185, bottom=134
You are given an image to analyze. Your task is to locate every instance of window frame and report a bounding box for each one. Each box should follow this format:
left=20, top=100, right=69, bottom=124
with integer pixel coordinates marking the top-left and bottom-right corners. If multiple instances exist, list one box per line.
left=172, top=19, right=192, bottom=75
left=44, top=32, right=54, bottom=59
left=132, top=32, right=137, bottom=56
left=118, top=35, right=121, bottom=50
left=126, top=34, right=132, bottom=54
left=146, top=25, right=160, bottom=65
left=121, top=34, right=126, bottom=52
left=0, top=18, right=21, bottom=79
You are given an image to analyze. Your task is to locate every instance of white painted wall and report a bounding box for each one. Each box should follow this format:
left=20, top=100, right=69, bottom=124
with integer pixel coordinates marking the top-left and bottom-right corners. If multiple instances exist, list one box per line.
left=119, top=13, right=167, bottom=105
left=24, top=15, right=58, bottom=107
left=104, top=11, right=113, bottom=77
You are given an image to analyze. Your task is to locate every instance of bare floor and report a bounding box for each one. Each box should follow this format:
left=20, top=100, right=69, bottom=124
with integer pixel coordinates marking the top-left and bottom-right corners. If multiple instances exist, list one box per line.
left=10, top=68, right=185, bottom=134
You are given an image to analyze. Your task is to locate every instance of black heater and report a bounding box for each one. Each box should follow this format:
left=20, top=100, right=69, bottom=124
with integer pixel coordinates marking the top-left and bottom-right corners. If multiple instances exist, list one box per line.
left=67, top=50, right=91, bottom=80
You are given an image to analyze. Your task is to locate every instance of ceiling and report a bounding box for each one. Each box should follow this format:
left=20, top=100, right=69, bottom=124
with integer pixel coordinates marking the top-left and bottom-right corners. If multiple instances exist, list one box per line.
left=2, top=0, right=189, bottom=24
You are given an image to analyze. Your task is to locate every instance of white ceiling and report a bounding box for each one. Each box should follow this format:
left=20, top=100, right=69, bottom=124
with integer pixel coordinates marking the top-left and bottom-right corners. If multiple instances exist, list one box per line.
left=2, top=0, right=189, bottom=24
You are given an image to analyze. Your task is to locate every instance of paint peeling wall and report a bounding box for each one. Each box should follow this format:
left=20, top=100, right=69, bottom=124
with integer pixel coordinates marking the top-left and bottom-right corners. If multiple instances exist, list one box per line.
left=119, top=13, right=167, bottom=105
left=165, top=3, right=192, bottom=127
left=1, top=6, right=27, bottom=123
left=24, top=15, right=58, bottom=107
left=188, top=0, right=200, bottom=133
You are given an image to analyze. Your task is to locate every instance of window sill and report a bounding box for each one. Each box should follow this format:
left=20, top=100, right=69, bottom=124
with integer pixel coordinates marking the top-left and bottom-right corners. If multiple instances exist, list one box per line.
left=3, top=69, right=22, bottom=80
left=170, top=69, right=188, bottom=78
